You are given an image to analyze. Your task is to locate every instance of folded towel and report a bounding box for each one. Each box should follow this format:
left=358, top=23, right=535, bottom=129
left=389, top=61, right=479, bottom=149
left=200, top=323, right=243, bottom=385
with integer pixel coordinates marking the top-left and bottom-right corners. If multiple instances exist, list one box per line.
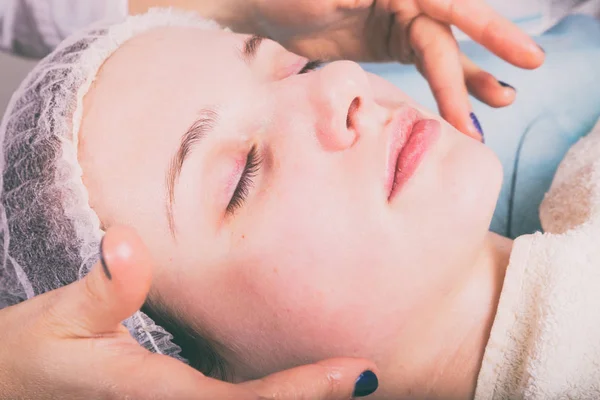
left=540, top=118, right=600, bottom=232
left=475, top=118, right=600, bottom=399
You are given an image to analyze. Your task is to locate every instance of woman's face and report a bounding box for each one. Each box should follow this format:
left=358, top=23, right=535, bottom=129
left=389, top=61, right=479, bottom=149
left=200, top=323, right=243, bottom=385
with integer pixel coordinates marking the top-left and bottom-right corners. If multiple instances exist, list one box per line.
left=79, top=27, right=502, bottom=378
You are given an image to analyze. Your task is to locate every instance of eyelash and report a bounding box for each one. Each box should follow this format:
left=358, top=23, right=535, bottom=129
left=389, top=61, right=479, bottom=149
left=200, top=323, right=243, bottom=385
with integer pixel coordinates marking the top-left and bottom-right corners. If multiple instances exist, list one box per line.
left=226, top=145, right=262, bottom=215
left=225, top=60, right=319, bottom=215
left=298, top=60, right=323, bottom=74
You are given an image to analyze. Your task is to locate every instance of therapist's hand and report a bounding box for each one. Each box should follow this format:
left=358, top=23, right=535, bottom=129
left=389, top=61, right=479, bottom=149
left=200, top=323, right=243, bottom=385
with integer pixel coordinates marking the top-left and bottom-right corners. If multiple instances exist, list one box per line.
left=0, top=226, right=378, bottom=400
left=249, top=0, right=545, bottom=140
left=129, top=0, right=544, bottom=140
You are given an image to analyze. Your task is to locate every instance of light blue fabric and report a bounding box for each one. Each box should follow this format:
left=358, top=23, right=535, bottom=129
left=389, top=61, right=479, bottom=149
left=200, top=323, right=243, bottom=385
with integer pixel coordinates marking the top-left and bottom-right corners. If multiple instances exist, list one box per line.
left=362, top=14, right=600, bottom=238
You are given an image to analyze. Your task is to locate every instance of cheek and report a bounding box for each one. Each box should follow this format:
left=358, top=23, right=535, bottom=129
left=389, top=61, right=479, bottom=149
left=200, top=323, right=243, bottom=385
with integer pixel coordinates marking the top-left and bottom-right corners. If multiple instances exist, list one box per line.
left=369, top=72, right=413, bottom=108
left=404, top=123, right=502, bottom=224
left=234, top=194, right=365, bottom=315
left=214, top=183, right=392, bottom=370
left=440, top=133, right=503, bottom=225
left=414, top=128, right=502, bottom=264
left=221, top=241, right=382, bottom=373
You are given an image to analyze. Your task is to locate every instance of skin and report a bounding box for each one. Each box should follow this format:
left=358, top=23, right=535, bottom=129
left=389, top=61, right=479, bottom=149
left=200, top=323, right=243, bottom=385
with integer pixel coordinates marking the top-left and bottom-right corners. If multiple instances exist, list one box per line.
left=78, top=27, right=512, bottom=399
left=0, top=226, right=378, bottom=400
left=129, top=0, right=545, bottom=139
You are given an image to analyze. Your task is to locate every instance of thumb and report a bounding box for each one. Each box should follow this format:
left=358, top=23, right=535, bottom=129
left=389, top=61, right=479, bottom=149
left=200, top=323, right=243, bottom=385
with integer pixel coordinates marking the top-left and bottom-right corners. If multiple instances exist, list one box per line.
left=51, top=225, right=153, bottom=335
left=242, top=358, right=379, bottom=399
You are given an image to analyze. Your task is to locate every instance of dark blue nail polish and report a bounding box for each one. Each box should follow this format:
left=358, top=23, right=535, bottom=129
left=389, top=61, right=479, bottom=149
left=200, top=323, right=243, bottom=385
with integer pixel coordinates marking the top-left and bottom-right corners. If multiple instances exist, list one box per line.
left=99, top=236, right=112, bottom=280
left=498, top=81, right=515, bottom=90
left=470, top=112, right=484, bottom=142
left=353, top=370, right=378, bottom=397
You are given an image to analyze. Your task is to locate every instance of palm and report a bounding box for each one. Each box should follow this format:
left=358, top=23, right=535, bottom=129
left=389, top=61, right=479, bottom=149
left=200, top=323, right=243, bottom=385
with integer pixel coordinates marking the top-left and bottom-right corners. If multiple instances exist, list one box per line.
left=256, top=0, right=409, bottom=61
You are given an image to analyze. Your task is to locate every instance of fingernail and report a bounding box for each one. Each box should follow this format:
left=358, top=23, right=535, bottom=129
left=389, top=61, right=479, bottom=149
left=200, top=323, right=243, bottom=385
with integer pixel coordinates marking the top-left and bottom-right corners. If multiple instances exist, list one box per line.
left=99, top=236, right=112, bottom=281
left=538, top=45, right=545, bottom=54
left=470, top=112, right=484, bottom=143
left=498, top=80, right=515, bottom=91
left=353, top=370, right=379, bottom=397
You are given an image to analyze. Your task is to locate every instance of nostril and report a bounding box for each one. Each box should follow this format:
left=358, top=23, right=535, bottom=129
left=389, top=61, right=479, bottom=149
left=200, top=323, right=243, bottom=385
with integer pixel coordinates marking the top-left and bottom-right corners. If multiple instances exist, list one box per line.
left=346, top=97, right=361, bottom=130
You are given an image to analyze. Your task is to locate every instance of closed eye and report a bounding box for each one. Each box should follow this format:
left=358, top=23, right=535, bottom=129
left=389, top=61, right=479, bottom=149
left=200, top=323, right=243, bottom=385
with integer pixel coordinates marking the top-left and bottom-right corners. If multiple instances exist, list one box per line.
left=226, top=145, right=262, bottom=215
left=298, top=60, right=323, bottom=74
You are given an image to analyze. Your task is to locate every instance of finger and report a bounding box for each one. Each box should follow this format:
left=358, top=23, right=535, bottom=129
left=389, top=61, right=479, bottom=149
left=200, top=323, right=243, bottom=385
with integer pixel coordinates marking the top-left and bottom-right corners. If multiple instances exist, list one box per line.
left=98, top=352, right=256, bottom=400
left=408, top=15, right=481, bottom=140
left=461, top=54, right=516, bottom=108
left=417, top=0, right=544, bottom=69
left=49, top=226, right=153, bottom=335
left=242, top=358, right=379, bottom=400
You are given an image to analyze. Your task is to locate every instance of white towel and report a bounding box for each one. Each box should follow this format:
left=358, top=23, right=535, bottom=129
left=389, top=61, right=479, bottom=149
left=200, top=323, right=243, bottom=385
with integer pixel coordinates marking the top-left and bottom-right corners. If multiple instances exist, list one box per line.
left=474, top=118, right=600, bottom=399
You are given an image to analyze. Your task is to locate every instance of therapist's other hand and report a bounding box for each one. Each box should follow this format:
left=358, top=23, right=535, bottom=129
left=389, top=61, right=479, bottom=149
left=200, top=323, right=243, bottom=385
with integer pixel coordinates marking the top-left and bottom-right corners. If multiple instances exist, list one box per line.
left=249, top=0, right=544, bottom=140
left=0, top=226, right=378, bottom=399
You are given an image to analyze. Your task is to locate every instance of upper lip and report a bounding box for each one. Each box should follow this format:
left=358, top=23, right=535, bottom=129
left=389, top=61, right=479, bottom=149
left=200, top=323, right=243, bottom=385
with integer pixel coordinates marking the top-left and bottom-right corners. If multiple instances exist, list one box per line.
left=384, top=107, right=422, bottom=199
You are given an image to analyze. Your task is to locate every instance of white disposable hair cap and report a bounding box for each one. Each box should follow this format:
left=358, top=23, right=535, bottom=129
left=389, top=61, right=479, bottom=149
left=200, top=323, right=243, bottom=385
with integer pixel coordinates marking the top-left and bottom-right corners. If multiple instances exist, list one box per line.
left=0, top=8, right=223, bottom=361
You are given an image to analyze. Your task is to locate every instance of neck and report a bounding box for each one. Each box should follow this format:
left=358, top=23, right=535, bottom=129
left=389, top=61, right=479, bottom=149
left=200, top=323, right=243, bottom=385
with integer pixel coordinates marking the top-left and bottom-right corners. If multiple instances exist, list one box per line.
left=380, top=232, right=513, bottom=400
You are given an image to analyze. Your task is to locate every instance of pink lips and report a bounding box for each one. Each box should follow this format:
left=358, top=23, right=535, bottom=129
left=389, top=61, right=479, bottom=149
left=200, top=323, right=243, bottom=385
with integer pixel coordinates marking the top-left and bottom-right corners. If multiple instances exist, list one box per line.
left=384, top=108, right=441, bottom=201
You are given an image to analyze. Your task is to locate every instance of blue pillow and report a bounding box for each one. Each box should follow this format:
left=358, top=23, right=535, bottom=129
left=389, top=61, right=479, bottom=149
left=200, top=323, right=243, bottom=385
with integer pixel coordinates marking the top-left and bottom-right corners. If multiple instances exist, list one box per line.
left=362, top=14, right=600, bottom=237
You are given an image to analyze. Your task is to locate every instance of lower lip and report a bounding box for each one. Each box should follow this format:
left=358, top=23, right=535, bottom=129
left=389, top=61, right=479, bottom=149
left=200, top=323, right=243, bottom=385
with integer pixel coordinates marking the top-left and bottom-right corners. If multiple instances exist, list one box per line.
left=388, top=119, right=441, bottom=201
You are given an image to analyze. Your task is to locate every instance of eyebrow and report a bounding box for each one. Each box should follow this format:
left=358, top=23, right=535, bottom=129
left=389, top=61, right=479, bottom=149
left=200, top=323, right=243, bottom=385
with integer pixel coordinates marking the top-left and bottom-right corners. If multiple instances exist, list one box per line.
left=166, top=108, right=219, bottom=236
left=242, top=34, right=266, bottom=63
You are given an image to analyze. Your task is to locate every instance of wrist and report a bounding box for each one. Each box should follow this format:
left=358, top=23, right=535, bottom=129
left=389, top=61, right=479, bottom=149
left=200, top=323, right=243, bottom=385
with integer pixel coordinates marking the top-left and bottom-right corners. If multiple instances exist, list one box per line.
left=128, top=0, right=261, bottom=34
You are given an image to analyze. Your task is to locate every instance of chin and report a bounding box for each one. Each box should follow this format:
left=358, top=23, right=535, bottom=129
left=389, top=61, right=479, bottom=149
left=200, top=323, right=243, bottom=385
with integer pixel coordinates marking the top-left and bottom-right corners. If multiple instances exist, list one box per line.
left=450, top=146, right=503, bottom=245
left=446, top=129, right=503, bottom=209
left=472, top=145, right=504, bottom=211
left=417, top=132, right=503, bottom=244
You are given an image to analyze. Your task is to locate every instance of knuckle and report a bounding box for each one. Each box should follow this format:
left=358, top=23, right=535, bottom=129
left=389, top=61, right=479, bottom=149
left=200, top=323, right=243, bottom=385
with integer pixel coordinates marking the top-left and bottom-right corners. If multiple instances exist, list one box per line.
left=431, top=84, right=456, bottom=101
left=317, top=364, right=342, bottom=399
left=260, top=364, right=340, bottom=400
left=255, top=378, right=291, bottom=400
left=446, top=0, right=457, bottom=23
left=480, top=18, right=499, bottom=45
left=41, top=290, right=78, bottom=333
left=83, top=272, right=105, bottom=305
left=410, top=17, right=455, bottom=55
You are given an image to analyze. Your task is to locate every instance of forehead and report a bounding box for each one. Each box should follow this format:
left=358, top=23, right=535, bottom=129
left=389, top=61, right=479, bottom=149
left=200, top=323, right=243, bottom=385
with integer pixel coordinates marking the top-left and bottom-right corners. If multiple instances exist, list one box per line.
left=117, top=27, right=250, bottom=99
left=85, top=26, right=254, bottom=149
left=79, top=27, right=252, bottom=225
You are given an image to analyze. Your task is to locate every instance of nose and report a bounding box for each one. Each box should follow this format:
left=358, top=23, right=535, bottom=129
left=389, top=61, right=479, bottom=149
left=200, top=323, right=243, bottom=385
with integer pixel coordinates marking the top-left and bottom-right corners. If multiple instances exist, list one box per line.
left=310, top=61, right=374, bottom=152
